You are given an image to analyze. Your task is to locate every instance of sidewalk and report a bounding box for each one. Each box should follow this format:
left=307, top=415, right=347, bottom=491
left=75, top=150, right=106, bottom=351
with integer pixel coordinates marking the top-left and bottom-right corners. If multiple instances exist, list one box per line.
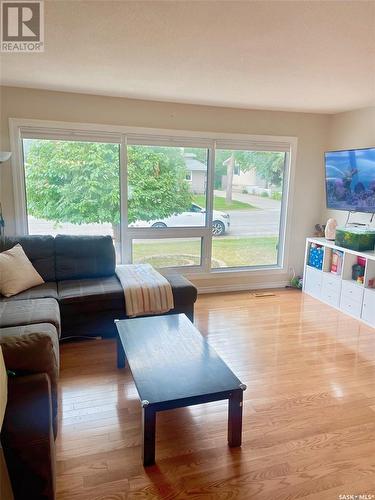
left=214, top=190, right=281, bottom=210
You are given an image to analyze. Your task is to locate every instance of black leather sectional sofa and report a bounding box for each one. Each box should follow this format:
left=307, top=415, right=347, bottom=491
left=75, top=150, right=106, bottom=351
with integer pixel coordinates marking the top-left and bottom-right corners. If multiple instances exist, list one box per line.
left=0, top=234, right=197, bottom=500
left=0, top=234, right=197, bottom=339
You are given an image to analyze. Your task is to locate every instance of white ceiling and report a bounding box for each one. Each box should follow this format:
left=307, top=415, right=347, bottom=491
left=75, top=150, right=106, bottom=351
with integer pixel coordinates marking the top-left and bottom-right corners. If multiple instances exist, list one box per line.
left=1, top=0, right=375, bottom=113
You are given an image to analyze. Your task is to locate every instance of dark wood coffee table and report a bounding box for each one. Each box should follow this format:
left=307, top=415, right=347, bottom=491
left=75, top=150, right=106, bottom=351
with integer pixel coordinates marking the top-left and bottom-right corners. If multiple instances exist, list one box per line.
left=115, top=313, right=246, bottom=466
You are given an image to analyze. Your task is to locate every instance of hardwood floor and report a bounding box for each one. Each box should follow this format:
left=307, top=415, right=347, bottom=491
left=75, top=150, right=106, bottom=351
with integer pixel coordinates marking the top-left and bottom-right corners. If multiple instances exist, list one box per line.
left=56, top=290, right=375, bottom=499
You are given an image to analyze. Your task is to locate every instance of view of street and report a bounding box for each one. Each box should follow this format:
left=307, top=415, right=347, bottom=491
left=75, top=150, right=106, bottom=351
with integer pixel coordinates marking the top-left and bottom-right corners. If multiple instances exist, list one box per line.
left=29, top=191, right=281, bottom=238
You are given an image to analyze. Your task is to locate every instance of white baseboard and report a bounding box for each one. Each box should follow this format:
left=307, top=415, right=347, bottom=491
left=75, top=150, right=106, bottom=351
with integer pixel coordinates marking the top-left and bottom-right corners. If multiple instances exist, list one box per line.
left=196, top=280, right=290, bottom=294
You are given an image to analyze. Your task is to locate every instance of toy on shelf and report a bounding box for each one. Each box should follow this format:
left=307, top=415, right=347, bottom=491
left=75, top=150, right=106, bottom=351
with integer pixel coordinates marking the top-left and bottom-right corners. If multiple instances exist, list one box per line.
left=352, top=256, right=366, bottom=284
left=358, top=256, right=366, bottom=267
left=308, top=243, right=324, bottom=270
left=314, top=224, right=326, bottom=238
left=331, top=249, right=343, bottom=275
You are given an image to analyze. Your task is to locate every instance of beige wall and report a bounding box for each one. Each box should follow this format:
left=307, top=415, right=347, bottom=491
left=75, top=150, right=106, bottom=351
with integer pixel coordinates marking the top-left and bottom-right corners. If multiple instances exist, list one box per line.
left=0, top=86, right=330, bottom=290
left=323, top=106, right=375, bottom=226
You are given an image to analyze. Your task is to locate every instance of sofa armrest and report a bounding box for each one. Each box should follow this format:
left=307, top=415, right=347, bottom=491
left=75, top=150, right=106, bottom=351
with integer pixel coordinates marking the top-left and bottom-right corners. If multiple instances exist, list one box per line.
left=0, top=333, right=58, bottom=437
left=1, top=374, right=56, bottom=500
left=163, top=274, right=198, bottom=304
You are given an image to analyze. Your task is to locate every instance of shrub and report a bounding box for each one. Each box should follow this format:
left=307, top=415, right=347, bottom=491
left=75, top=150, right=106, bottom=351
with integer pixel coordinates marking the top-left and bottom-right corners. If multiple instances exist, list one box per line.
left=271, top=191, right=282, bottom=201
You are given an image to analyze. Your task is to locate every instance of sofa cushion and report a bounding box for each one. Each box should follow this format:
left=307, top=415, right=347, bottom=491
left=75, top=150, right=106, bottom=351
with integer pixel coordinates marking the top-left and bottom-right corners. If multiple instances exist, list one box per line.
left=58, top=276, right=125, bottom=338
left=58, top=274, right=197, bottom=338
left=58, top=276, right=124, bottom=309
left=0, top=282, right=58, bottom=302
left=1, top=235, right=55, bottom=282
left=0, top=323, right=59, bottom=370
left=0, top=244, right=45, bottom=297
left=55, top=235, right=116, bottom=281
left=164, top=273, right=198, bottom=306
left=58, top=274, right=197, bottom=309
left=0, top=299, right=61, bottom=337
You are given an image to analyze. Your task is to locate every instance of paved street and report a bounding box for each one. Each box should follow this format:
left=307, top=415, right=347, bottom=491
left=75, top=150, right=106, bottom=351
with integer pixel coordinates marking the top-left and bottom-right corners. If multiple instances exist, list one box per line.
left=225, top=209, right=280, bottom=237
left=214, top=189, right=281, bottom=237
left=28, top=193, right=281, bottom=239
left=29, top=209, right=280, bottom=239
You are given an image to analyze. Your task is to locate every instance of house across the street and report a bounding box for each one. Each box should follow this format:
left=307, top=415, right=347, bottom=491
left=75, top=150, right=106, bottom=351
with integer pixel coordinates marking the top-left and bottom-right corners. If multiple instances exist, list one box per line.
left=184, top=153, right=207, bottom=193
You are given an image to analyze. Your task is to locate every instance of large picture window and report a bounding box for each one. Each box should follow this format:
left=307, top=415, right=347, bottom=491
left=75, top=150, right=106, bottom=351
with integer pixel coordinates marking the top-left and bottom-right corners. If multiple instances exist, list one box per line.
left=12, top=121, right=295, bottom=275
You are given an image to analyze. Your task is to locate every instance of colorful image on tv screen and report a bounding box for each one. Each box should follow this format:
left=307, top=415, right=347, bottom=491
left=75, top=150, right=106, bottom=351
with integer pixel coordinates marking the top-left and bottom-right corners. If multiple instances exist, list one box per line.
left=325, top=148, right=375, bottom=213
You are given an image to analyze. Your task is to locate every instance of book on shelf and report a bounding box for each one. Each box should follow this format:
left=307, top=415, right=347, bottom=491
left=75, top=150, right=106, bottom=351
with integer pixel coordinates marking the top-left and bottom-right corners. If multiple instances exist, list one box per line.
left=331, top=249, right=343, bottom=275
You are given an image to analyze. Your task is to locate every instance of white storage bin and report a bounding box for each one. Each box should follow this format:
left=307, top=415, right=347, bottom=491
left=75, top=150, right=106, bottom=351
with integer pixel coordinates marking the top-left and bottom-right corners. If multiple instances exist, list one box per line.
left=340, top=294, right=362, bottom=318
left=304, top=267, right=322, bottom=298
left=322, top=273, right=341, bottom=295
left=341, top=280, right=364, bottom=303
left=362, top=289, right=375, bottom=326
left=321, top=288, right=340, bottom=308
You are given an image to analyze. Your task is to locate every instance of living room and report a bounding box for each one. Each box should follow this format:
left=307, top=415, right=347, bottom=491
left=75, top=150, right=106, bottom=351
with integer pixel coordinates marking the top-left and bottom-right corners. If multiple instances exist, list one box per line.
left=0, top=1, right=374, bottom=499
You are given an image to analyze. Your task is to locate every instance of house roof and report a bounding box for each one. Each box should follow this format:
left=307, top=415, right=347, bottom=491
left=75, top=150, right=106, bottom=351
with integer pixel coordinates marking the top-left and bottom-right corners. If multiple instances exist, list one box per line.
left=184, top=154, right=207, bottom=172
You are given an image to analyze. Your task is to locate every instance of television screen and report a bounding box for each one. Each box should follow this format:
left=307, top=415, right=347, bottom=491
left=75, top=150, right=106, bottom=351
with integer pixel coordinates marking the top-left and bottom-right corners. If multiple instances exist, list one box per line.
left=325, top=147, right=375, bottom=213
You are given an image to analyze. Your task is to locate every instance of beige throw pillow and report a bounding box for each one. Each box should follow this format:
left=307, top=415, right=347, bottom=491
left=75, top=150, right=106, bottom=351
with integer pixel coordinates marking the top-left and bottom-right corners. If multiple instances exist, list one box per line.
left=0, top=244, right=44, bottom=297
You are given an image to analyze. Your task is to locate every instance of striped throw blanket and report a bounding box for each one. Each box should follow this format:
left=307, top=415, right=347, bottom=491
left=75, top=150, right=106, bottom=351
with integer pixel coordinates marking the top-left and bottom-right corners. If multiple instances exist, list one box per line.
left=116, top=264, right=174, bottom=317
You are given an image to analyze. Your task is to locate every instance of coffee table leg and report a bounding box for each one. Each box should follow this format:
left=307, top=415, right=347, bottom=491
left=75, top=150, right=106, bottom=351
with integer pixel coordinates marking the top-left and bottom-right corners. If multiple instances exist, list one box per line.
left=142, top=403, right=156, bottom=466
left=228, top=389, right=243, bottom=447
left=116, top=336, right=126, bottom=369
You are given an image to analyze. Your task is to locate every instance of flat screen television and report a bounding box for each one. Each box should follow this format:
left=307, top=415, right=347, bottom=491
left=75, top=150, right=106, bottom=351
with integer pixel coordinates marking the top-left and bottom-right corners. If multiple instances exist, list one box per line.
left=325, top=147, right=375, bottom=213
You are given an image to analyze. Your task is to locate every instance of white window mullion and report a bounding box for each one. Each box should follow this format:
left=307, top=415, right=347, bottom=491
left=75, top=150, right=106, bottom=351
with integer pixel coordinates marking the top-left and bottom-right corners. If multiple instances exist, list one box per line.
left=215, top=139, right=290, bottom=153
left=10, top=125, right=28, bottom=235
left=21, top=128, right=122, bottom=144
left=202, top=142, right=215, bottom=272
left=126, top=227, right=207, bottom=239
left=120, top=134, right=129, bottom=264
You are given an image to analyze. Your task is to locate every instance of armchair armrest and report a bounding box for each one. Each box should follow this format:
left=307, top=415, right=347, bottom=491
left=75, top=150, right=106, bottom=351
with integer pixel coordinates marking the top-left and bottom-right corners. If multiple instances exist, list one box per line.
left=0, top=333, right=58, bottom=436
left=1, top=374, right=56, bottom=500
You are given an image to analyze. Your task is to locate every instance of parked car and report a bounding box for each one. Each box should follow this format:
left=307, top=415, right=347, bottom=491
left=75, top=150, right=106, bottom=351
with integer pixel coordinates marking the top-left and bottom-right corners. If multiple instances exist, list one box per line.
left=130, top=203, right=230, bottom=235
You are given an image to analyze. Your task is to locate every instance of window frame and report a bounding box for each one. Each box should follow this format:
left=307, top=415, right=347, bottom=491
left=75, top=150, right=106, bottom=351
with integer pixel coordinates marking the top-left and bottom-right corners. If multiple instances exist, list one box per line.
left=9, top=118, right=297, bottom=275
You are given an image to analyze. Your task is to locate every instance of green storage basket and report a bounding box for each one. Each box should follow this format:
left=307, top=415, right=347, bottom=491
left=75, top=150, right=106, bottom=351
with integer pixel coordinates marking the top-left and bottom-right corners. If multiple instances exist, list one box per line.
left=335, top=227, right=375, bottom=252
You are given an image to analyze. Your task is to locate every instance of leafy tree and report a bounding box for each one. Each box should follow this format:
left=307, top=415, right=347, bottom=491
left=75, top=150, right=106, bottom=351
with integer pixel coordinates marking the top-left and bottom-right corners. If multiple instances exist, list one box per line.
left=127, top=145, right=192, bottom=222
left=237, top=151, right=285, bottom=187
left=215, top=150, right=285, bottom=201
left=25, top=140, right=192, bottom=239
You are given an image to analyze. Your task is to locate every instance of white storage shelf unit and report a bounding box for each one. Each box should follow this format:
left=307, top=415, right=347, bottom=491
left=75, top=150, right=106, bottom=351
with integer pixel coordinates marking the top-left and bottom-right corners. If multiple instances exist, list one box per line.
left=303, top=237, right=375, bottom=327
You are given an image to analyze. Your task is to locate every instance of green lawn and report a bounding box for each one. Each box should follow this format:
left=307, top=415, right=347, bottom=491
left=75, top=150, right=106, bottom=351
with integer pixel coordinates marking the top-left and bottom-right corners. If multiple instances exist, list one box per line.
left=133, top=236, right=278, bottom=268
left=211, top=236, right=278, bottom=268
left=193, top=195, right=256, bottom=211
